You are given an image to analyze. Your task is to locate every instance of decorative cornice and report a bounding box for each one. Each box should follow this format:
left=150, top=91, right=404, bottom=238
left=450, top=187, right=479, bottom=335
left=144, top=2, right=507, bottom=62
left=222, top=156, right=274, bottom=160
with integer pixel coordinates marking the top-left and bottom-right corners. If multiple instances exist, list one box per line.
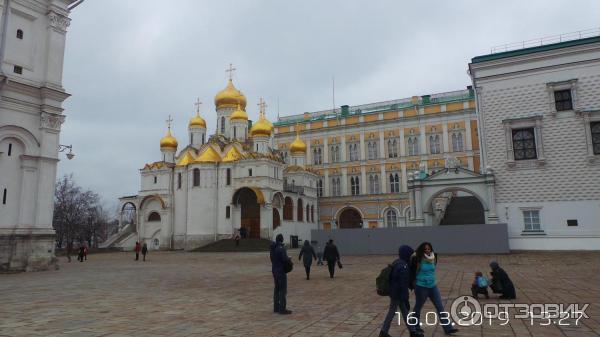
left=47, top=11, right=71, bottom=33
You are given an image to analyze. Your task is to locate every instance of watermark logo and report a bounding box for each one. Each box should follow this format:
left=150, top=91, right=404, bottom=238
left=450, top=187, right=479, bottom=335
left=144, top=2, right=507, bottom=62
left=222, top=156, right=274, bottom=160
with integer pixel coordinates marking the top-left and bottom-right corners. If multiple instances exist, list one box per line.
left=449, top=296, right=589, bottom=326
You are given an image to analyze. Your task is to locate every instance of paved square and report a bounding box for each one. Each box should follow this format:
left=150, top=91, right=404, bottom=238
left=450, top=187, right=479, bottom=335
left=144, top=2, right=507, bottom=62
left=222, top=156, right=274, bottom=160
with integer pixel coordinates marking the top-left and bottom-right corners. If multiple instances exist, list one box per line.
left=1, top=250, right=599, bottom=337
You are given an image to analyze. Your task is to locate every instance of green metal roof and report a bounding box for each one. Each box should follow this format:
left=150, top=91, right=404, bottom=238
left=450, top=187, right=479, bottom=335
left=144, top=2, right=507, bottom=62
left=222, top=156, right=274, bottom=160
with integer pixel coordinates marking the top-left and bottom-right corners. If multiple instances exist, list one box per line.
left=471, top=36, right=600, bottom=64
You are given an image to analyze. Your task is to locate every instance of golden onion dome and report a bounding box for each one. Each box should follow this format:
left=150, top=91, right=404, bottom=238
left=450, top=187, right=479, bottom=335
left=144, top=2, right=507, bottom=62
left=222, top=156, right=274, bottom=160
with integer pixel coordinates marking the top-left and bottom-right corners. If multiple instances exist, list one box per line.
left=250, top=118, right=272, bottom=137
left=230, top=105, right=248, bottom=121
left=214, top=79, right=247, bottom=110
left=189, top=113, right=206, bottom=128
left=289, top=132, right=307, bottom=155
left=160, top=129, right=178, bottom=150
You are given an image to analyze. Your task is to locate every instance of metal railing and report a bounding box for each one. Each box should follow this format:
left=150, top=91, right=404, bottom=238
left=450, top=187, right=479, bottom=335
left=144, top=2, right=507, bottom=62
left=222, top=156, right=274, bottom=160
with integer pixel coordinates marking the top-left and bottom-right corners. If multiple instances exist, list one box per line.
left=491, top=28, right=600, bottom=54
left=283, top=182, right=304, bottom=194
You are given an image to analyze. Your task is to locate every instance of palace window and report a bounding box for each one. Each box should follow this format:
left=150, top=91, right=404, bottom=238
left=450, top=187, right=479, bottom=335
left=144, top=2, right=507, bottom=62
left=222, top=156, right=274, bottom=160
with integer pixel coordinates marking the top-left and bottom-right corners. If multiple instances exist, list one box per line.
left=297, top=199, right=304, bottom=221
left=387, top=139, right=398, bottom=158
left=13, top=65, right=22, bottom=74
left=348, top=143, right=359, bottom=161
left=306, top=205, right=310, bottom=222
left=512, top=128, right=537, bottom=160
left=452, top=133, right=464, bottom=152
left=16, top=29, right=23, bottom=39
left=220, top=116, right=225, bottom=134
left=389, top=173, right=400, bottom=193
left=153, top=176, right=157, bottom=184
left=331, top=177, right=341, bottom=196
left=592, top=122, right=600, bottom=155
left=226, top=206, right=230, bottom=219
left=226, top=168, right=231, bottom=185
left=407, top=137, right=419, bottom=156
left=385, top=209, right=398, bottom=228
left=330, top=145, right=340, bottom=163
left=368, top=174, right=380, bottom=194
left=8, top=143, right=12, bottom=156
left=2, top=188, right=6, bottom=205
left=248, top=168, right=252, bottom=176
left=554, top=89, right=573, bottom=111
left=202, top=134, right=205, bottom=144
left=367, top=141, right=378, bottom=160
left=313, top=147, right=322, bottom=165
left=429, top=135, right=441, bottom=154
left=523, top=210, right=541, bottom=231
left=193, top=168, right=200, bottom=186
left=177, top=173, right=182, bottom=189
left=350, top=176, right=360, bottom=195
left=317, top=179, right=323, bottom=197
left=283, top=197, right=293, bottom=220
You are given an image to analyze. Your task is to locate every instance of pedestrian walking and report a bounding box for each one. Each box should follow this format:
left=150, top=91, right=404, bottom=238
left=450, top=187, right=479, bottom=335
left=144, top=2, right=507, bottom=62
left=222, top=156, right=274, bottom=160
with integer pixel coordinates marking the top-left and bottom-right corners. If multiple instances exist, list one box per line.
left=298, top=240, right=317, bottom=280
left=83, top=245, right=88, bottom=261
left=489, top=261, right=516, bottom=299
left=234, top=230, right=241, bottom=247
left=134, top=241, right=141, bottom=261
left=66, top=242, right=72, bottom=263
left=141, top=242, right=148, bottom=261
left=379, top=245, right=421, bottom=337
left=410, top=242, right=458, bottom=335
left=78, top=246, right=85, bottom=262
left=323, top=239, right=341, bottom=279
left=270, top=234, right=292, bottom=314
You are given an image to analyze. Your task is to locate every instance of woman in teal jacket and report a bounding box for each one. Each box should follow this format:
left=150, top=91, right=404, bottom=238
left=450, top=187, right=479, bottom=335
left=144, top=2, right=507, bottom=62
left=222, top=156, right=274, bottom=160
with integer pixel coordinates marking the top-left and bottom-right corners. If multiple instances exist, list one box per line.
left=410, top=242, right=458, bottom=335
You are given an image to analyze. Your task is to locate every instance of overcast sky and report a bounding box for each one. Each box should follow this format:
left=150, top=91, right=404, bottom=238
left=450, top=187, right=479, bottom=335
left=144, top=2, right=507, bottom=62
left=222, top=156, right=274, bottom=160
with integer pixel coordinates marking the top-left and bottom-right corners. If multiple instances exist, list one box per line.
left=58, top=0, right=600, bottom=209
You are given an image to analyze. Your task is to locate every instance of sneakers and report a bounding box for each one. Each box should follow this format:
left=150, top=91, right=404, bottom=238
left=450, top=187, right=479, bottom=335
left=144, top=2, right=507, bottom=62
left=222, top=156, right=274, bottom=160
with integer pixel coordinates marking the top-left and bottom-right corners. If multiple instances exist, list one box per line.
left=278, top=309, right=292, bottom=315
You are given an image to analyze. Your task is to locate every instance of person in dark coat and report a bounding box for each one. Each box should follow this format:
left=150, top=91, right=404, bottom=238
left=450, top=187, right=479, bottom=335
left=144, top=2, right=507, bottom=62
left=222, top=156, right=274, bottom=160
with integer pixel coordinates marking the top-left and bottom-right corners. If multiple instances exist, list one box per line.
left=489, top=261, right=516, bottom=299
left=141, top=242, right=148, bottom=261
left=298, top=240, right=317, bottom=280
left=134, top=241, right=141, bottom=261
left=78, top=246, right=85, bottom=262
left=380, top=245, right=421, bottom=337
left=270, top=234, right=291, bottom=314
left=323, top=239, right=340, bottom=278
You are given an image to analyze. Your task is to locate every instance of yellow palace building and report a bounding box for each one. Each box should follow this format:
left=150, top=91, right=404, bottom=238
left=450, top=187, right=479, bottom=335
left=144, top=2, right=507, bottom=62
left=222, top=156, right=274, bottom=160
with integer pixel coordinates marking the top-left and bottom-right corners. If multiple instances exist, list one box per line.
left=273, top=88, right=480, bottom=229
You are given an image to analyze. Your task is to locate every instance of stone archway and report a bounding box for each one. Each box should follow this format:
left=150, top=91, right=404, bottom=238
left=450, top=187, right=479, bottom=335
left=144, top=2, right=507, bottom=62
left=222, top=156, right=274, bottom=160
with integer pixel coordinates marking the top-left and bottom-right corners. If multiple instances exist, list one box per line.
left=232, top=187, right=261, bottom=238
left=338, top=207, right=363, bottom=229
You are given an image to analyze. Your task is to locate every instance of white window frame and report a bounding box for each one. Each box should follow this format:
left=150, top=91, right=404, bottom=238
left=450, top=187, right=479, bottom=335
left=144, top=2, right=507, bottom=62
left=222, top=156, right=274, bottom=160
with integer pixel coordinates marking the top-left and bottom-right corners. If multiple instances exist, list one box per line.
left=502, top=115, right=545, bottom=169
left=385, top=208, right=398, bottom=228
left=520, top=207, right=543, bottom=233
left=546, top=79, right=578, bottom=115
left=581, top=110, right=600, bottom=165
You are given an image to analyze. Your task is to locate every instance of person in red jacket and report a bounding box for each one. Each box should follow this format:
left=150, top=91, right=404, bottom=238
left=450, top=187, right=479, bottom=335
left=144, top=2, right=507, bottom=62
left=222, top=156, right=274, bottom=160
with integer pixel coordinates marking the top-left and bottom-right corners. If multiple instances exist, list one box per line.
left=134, top=241, right=141, bottom=261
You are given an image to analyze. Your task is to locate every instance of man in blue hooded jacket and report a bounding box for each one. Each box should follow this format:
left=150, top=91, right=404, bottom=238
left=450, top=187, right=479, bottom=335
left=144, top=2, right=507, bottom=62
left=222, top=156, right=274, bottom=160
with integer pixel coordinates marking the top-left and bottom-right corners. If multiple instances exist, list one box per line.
left=270, top=234, right=291, bottom=314
left=380, top=245, right=421, bottom=337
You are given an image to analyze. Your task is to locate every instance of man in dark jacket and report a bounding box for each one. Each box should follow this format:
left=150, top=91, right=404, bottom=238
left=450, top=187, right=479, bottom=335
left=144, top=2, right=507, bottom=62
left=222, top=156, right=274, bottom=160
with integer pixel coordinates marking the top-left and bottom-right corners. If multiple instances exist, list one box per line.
left=270, top=234, right=291, bottom=314
left=298, top=240, right=317, bottom=280
left=323, top=239, right=340, bottom=278
left=380, top=245, right=421, bottom=337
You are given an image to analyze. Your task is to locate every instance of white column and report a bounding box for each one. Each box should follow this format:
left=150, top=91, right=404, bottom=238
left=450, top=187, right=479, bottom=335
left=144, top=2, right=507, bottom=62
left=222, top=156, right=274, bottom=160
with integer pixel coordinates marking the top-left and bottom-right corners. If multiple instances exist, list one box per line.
left=341, top=167, right=348, bottom=196
left=341, top=136, right=347, bottom=162
left=380, top=164, right=386, bottom=194
left=324, top=170, right=330, bottom=197
left=399, top=128, right=406, bottom=157
left=359, top=132, right=365, bottom=160
left=419, top=125, right=427, bottom=155
left=379, top=132, right=385, bottom=159
left=306, top=139, right=312, bottom=165
left=323, top=138, right=329, bottom=164
left=465, top=118, right=473, bottom=151
left=360, top=166, right=367, bottom=195
left=442, top=123, right=449, bottom=153
left=401, top=163, right=408, bottom=193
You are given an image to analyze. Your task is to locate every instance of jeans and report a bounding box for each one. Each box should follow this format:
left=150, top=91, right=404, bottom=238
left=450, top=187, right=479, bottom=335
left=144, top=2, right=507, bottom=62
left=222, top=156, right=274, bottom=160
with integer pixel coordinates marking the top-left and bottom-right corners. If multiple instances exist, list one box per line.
left=317, top=253, right=323, bottom=265
left=273, top=273, right=287, bottom=312
left=304, top=263, right=311, bottom=279
left=413, top=285, right=452, bottom=333
left=327, top=259, right=336, bottom=278
left=382, top=298, right=415, bottom=333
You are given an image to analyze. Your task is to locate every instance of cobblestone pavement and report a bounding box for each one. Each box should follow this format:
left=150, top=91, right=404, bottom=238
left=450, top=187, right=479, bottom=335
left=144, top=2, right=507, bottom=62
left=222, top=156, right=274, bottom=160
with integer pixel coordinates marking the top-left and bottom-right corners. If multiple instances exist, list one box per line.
left=1, top=251, right=599, bottom=337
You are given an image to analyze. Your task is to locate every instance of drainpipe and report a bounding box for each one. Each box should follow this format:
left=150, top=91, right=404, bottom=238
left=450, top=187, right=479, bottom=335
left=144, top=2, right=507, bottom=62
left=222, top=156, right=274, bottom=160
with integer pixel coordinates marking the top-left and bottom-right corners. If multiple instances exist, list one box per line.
left=214, top=164, right=219, bottom=242
left=170, top=165, right=175, bottom=250
left=0, top=0, right=11, bottom=78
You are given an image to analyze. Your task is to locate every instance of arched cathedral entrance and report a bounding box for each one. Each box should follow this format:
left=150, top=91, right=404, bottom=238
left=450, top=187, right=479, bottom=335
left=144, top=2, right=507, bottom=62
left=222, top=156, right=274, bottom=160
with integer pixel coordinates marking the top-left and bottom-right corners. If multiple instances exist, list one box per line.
left=338, top=208, right=362, bottom=229
left=232, top=187, right=261, bottom=238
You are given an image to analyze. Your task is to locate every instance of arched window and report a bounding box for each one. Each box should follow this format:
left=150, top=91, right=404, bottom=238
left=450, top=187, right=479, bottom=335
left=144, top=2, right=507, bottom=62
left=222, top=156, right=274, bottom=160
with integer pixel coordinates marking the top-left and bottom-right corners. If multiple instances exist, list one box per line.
left=317, top=179, right=323, bottom=197
left=351, top=176, right=360, bottom=195
left=369, top=174, right=380, bottom=194
left=220, top=116, right=225, bottom=134
left=408, top=137, right=419, bottom=156
left=283, top=197, right=294, bottom=220
left=452, top=133, right=464, bottom=152
left=16, top=29, right=23, bottom=39
left=297, top=199, right=304, bottom=221
left=153, top=176, right=157, bottom=184
left=311, top=205, right=314, bottom=223
left=385, top=209, right=398, bottom=228
left=193, top=168, right=200, bottom=186
left=429, top=135, right=440, bottom=154
left=148, top=212, right=161, bottom=222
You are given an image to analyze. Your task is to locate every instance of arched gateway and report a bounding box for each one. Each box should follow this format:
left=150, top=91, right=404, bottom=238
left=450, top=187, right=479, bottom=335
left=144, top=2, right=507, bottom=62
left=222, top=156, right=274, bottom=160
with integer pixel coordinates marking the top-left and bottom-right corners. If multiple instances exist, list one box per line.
left=338, top=207, right=363, bottom=228
left=232, top=187, right=261, bottom=238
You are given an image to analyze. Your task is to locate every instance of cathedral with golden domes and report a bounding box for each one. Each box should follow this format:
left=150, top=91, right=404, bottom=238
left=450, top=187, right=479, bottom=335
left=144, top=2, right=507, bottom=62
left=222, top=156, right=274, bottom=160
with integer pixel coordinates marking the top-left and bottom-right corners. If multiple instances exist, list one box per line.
left=104, top=71, right=319, bottom=250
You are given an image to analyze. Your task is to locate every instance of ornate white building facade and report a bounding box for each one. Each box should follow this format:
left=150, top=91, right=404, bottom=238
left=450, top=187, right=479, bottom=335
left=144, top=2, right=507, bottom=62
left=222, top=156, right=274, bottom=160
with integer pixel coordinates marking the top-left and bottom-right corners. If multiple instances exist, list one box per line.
left=470, top=35, right=600, bottom=250
left=105, top=77, right=319, bottom=250
left=0, top=0, right=74, bottom=271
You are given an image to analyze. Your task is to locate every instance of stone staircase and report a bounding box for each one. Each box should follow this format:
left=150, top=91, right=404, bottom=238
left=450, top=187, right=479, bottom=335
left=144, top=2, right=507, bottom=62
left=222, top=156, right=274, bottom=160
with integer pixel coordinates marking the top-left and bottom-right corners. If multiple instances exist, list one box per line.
left=439, top=196, right=485, bottom=225
left=192, top=238, right=272, bottom=252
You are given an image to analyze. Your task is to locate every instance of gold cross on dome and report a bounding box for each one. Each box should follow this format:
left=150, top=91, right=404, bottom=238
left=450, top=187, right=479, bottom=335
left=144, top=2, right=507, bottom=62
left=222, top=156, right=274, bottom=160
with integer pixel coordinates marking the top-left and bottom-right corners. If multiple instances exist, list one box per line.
left=257, top=97, right=267, bottom=116
left=225, top=63, right=236, bottom=80
left=166, top=115, right=173, bottom=130
left=194, top=98, right=202, bottom=115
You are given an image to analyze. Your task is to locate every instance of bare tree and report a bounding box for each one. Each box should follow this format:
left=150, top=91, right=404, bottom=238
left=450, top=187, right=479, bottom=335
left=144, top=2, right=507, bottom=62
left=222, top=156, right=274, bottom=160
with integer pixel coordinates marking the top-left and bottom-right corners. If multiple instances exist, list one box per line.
left=53, top=175, right=113, bottom=248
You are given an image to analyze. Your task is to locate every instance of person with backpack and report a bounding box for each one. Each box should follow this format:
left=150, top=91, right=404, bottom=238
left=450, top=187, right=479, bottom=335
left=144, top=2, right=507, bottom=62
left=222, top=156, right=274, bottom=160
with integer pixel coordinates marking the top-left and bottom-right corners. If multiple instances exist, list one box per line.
left=270, top=234, right=292, bottom=314
left=410, top=242, right=458, bottom=335
left=489, top=261, right=516, bottom=299
left=378, top=245, right=421, bottom=337
left=471, top=271, right=490, bottom=299
left=298, top=240, right=317, bottom=280
left=323, top=239, right=341, bottom=279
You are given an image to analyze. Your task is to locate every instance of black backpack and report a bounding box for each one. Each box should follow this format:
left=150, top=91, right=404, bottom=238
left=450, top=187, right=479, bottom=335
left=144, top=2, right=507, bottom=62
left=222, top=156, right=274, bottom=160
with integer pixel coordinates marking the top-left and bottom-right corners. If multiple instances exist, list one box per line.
left=376, top=264, right=393, bottom=296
